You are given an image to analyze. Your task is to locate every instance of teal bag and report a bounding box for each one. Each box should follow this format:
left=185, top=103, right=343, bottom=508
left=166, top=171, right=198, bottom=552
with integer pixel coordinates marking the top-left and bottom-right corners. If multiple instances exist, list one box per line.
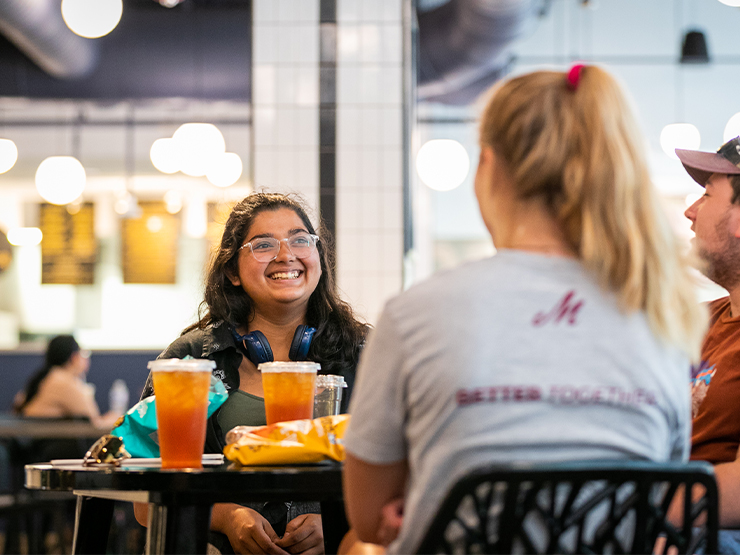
left=111, top=374, right=228, bottom=458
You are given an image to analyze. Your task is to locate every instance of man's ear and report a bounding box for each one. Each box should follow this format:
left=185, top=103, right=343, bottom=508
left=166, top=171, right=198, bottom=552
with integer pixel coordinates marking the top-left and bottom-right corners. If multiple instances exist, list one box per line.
left=731, top=205, right=740, bottom=239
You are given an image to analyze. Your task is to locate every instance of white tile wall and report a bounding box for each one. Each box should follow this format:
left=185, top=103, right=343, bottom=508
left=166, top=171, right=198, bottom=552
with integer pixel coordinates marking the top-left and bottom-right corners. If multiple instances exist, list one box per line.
left=253, top=0, right=319, bottom=203
left=253, top=0, right=404, bottom=324
left=335, top=0, right=405, bottom=324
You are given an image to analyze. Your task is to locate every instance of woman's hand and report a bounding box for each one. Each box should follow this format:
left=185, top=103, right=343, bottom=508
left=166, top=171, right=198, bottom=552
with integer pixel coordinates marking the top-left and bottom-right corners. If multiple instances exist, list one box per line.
left=276, top=513, right=324, bottom=554
left=213, top=504, right=288, bottom=554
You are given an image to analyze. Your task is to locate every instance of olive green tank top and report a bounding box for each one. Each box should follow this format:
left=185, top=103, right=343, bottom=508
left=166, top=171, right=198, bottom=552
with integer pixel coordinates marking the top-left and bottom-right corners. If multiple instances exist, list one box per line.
left=217, top=390, right=267, bottom=434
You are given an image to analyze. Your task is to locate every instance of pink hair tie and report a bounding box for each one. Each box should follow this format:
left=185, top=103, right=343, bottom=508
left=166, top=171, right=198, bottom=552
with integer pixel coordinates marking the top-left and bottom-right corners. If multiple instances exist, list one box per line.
left=566, top=63, right=586, bottom=91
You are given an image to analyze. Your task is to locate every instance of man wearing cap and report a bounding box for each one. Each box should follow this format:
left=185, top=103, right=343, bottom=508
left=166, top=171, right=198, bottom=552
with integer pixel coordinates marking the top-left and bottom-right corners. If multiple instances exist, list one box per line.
left=678, top=136, right=740, bottom=537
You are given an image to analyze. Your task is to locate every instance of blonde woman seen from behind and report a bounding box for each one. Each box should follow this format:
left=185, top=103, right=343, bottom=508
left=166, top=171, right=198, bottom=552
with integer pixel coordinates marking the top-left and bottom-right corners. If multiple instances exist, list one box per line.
left=341, top=65, right=707, bottom=555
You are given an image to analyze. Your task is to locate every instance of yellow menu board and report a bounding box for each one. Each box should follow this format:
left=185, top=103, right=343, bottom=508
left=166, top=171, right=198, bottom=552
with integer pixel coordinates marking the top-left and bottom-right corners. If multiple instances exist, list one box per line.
left=40, top=203, right=97, bottom=285
left=122, top=201, right=179, bottom=284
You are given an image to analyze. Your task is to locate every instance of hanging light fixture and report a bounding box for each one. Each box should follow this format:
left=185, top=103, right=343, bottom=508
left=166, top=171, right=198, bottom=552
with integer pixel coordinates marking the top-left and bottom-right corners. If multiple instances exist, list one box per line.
left=0, top=138, right=18, bottom=174
left=35, top=156, right=86, bottom=205
left=724, top=112, right=740, bottom=142
left=150, top=138, right=180, bottom=174
left=164, top=190, right=183, bottom=214
left=7, top=227, right=43, bottom=246
left=206, top=152, right=243, bottom=187
left=660, top=123, right=701, bottom=159
left=717, top=0, right=740, bottom=7
left=416, top=139, right=470, bottom=191
left=680, top=30, right=710, bottom=64
left=172, top=123, right=226, bottom=177
left=61, top=0, right=123, bottom=39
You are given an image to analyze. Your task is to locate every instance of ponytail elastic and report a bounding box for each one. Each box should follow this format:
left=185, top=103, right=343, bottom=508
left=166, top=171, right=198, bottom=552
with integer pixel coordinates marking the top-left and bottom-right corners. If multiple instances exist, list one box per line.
left=566, top=64, right=586, bottom=91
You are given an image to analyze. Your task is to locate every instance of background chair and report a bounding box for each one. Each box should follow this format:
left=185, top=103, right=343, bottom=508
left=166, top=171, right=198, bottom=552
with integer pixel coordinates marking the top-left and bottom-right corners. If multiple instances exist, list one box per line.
left=415, top=460, right=718, bottom=554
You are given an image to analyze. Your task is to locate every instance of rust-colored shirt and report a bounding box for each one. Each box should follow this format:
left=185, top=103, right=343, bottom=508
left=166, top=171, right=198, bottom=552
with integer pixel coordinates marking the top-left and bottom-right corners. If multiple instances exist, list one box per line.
left=691, top=297, right=740, bottom=464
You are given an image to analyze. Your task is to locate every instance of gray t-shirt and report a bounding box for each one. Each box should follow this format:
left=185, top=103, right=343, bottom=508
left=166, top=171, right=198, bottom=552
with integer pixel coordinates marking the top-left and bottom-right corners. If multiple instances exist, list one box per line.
left=344, top=250, right=691, bottom=555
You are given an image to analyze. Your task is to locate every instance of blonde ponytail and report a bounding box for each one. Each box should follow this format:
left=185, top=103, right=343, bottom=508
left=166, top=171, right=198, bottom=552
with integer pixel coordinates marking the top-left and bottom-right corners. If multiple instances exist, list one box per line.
left=480, top=66, right=707, bottom=361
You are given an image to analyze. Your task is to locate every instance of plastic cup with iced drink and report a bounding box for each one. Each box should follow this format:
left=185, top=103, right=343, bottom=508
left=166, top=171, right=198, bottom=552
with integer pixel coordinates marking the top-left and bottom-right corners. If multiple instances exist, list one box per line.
left=313, top=375, right=347, bottom=418
left=148, top=358, right=215, bottom=469
left=260, top=362, right=319, bottom=425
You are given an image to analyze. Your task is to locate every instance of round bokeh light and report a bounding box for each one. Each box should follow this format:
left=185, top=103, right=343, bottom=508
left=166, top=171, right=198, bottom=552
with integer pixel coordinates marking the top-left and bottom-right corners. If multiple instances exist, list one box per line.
left=660, top=123, right=701, bottom=160
left=61, top=0, right=123, bottom=39
left=35, top=156, right=86, bottom=205
left=0, top=139, right=18, bottom=174
left=416, top=139, right=470, bottom=191
left=173, top=123, right=226, bottom=177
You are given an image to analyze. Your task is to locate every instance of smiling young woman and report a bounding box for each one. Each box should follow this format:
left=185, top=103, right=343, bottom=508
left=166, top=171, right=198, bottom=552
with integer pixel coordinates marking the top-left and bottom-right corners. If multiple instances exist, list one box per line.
left=135, top=192, right=369, bottom=554
left=228, top=207, right=323, bottom=322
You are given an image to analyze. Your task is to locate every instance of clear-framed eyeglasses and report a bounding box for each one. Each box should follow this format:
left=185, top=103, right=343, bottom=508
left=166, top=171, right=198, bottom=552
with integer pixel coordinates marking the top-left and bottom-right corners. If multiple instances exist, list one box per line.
left=239, top=233, right=320, bottom=262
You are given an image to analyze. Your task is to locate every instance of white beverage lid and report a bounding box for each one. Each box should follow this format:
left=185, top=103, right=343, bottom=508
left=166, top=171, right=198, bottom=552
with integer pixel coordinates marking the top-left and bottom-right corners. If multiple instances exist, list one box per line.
left=147, top=358, right=216, bottom=372
left=258, top=361, right=320, bottom=373
left=315, top=374, right=347, bottom=388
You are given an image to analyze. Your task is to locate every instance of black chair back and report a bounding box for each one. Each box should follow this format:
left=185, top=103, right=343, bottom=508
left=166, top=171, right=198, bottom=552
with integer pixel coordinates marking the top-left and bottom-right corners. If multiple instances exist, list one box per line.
left=415, top=460, right=718, bottom=554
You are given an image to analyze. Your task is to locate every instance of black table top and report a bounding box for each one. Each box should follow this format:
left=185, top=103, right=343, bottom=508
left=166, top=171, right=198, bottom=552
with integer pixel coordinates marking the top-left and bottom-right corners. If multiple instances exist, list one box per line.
left=25, top=461, right=344, bottom=504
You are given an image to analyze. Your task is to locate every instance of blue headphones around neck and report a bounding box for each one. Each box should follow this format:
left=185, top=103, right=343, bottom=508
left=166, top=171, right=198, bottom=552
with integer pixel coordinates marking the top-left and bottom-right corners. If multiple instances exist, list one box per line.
left=231, top=325, right=316, bottom=364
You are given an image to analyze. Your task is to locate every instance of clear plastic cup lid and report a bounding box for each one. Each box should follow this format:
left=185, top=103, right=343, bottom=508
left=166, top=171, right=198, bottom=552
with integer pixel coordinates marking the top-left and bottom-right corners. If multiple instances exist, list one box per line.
left=147, top=358, right=216, bottom=372
left=315, top=374, right=347, bottom=388
left=258, top=361, right=320, bottom=373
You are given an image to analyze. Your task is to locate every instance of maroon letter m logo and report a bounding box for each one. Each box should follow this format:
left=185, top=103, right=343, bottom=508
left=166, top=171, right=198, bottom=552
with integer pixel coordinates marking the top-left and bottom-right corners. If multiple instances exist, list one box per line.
left=532, top=290, right=584, bottom=326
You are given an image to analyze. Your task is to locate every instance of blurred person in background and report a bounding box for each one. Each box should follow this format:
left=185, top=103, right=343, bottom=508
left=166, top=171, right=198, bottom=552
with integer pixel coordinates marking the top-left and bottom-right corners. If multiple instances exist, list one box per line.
left=341, top=65, right=707, bottom=554
left=134, top=192, right=368, bottom=555
left=14, top=334, right=119, bottom=430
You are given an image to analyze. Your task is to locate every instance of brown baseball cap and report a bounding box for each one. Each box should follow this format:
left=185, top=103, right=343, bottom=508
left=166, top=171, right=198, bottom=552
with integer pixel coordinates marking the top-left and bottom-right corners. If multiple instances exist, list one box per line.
left=676, top=136, right=740, bottom=186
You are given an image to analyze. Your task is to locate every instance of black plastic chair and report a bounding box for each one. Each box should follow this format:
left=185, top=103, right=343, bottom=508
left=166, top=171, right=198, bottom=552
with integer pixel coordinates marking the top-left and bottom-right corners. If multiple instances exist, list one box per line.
left=415, top=460, right=718, bottom=554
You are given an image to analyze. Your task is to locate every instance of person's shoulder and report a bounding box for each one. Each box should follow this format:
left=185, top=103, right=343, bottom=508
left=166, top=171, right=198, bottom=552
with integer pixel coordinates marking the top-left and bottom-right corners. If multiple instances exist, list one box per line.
left=160, top=326, right=214, bottom=358
left=386, top=254, right=510, bottom=306
left=707, top=296, right=730, bottom=312
left=44, top=369, right=83, bottom=393
left=706, top=296, right=731, bottom=325
left=44, top=367, right=71, bottom=384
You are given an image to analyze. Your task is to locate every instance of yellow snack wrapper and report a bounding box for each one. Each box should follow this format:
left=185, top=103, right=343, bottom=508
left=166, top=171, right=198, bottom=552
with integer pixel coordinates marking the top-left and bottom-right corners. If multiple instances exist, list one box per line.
left=223, top=414, right=350, bottom=466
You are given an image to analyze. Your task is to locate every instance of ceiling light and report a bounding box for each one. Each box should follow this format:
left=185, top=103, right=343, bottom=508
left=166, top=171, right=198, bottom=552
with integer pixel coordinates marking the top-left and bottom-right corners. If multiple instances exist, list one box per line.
left=660, top=123, right=700, bottom=159
left=172, top=123, right=226, bottom=177
left=718, top=0, right=740, bottom=7
left=206, top=152, right=243, bottom=187
left=724, top=112, right=740, bottom=142
left=66, top=200, right=82, bottom=215
left=35, top=156, right=86, bottom=205
left=150, top=138, right=180, bottom=174
left=0, top=139, right=18, bottom=174
left=61, top=0, right=123, bottom=39
left=7, top=227, right=43, bottom=246
left=164, top=190, right=183, bottom=214
left=680, top=30, right=710, bottom=64
left=114, top=191, right=141, bottom=218
left=416, top=139, right=470, bottom=191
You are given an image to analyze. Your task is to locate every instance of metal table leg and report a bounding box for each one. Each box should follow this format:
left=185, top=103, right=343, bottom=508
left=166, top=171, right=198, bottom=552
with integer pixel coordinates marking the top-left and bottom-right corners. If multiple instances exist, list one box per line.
left=321, top=499, right=349, bottom=555
left=147, top=501, right=211, bottom=554
left=73, top=495, right=114, bottom=554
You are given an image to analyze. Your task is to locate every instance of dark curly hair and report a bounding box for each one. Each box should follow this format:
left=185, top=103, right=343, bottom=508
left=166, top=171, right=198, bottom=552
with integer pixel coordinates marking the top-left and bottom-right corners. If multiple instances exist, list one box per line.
left=186, top=192, right=368, bottom=377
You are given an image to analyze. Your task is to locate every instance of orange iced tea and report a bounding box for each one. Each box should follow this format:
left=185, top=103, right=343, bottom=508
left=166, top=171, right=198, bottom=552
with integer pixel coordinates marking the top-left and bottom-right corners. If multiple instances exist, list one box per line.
left=260, top=362, right=319, bottom=425
left=148, top=359, right=215, bottom=469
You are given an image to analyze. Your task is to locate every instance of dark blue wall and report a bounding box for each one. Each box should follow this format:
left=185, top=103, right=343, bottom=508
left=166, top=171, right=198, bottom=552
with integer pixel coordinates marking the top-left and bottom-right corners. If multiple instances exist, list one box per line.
left=1, top=350, right=161, bottom=414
